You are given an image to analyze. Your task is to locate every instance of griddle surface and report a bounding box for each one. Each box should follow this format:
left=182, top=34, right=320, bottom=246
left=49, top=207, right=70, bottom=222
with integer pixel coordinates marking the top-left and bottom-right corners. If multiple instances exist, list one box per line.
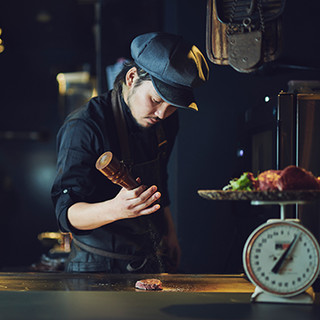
left=0, top=272, right=253, bottom=292
left=0, top=273, right=319, bottom=320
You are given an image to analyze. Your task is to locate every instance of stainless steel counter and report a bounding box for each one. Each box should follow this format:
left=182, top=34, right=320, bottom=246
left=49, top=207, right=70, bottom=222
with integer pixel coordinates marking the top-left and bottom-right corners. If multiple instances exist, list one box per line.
left=0, top=273, right=319, bottom=320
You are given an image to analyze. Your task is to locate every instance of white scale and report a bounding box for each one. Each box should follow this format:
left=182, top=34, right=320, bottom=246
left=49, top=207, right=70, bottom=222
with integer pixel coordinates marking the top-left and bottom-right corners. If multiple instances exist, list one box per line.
left=243, top=200, right=320, bottom=304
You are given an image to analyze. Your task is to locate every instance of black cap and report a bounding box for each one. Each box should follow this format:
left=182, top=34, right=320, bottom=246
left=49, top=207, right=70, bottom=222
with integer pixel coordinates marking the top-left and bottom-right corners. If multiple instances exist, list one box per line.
left=131, top=32, right=209, bottom=111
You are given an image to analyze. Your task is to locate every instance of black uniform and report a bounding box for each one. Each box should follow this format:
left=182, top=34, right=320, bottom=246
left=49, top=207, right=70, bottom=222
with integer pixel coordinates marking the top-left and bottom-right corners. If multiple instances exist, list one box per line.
left=51, top=89, right=179, bottom=272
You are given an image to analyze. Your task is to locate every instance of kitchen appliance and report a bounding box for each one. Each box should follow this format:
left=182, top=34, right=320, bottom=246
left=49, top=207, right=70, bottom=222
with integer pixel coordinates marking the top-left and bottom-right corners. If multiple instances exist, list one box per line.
left=245, top=81, right=320, bottom=241
left=277, top=82, right=320, bottom=243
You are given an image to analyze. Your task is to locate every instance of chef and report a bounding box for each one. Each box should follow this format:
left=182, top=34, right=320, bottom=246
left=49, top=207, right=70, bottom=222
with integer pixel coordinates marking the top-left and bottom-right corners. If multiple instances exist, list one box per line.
left=51, top=32, right=209, bottom=273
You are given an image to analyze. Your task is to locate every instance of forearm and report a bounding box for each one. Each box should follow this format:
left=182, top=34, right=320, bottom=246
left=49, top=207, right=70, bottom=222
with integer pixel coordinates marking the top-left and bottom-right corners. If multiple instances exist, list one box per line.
left=67, top=199, right=119, bottom=230
left=67, top=184, right=161, bottom=231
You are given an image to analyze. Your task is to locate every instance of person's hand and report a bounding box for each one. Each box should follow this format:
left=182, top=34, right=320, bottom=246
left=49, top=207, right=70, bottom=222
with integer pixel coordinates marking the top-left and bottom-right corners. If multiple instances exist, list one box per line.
left=111, top=182, right=161, bottom=220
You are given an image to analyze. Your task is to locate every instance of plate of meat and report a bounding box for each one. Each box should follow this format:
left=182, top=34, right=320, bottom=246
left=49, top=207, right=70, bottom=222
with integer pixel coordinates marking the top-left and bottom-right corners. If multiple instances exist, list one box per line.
left=197, top=189, right=320, bottom=201
left=198, top=166, right=320, bottom=202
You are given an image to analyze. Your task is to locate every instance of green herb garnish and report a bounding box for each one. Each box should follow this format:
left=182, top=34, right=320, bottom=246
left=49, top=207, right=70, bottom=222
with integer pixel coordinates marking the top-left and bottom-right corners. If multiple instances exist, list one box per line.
left=223, top=172, right=256, bottom=191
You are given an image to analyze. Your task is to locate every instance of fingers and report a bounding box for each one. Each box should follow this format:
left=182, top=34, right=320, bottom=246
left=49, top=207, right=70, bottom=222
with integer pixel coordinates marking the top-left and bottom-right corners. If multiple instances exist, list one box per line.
left=129, top=184, right=158, bottom=200
left=138, top=185, right=159, bottom=201
left=138, top=203, right=161, bottom=216
left=124, top=184, right=162, bottom=217
left=133, top=186, right=161, bottom=212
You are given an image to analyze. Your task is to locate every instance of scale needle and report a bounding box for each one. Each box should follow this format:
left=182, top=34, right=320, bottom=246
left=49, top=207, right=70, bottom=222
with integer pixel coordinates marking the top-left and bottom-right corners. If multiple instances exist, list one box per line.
left=271, top=231, right=301, bottom=274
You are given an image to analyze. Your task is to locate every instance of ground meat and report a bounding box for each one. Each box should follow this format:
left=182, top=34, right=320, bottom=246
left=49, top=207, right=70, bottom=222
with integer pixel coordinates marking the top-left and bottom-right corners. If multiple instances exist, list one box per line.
left=135, top=279, right=163, bottom=290
left=257, top=170, right=281, bottom=191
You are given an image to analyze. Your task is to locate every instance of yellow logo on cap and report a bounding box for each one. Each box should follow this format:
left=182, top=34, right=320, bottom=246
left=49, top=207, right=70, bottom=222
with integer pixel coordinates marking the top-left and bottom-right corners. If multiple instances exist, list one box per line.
left=188, top=45, right=209, bottom=82
left=188, top=102, right=198, bottom=111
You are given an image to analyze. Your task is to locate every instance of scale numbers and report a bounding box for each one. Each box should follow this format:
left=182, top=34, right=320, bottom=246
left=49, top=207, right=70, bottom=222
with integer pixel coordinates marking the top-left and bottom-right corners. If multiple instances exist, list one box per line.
left=243, top=220, right=320, bottom=297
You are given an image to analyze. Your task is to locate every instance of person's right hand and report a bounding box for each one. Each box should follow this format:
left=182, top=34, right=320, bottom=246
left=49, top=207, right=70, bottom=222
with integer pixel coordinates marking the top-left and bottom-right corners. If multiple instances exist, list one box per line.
left=111, top=182, right=161, bottom=220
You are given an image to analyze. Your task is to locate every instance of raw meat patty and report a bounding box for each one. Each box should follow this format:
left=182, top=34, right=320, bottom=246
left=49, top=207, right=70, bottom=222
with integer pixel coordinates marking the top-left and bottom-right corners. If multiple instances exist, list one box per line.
left=135, top=279, right=163, bottom=290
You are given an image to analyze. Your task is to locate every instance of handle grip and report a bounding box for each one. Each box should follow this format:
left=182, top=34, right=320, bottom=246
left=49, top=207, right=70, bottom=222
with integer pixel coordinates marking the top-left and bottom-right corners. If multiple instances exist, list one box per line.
left=95, top=151, right=139, bottom=190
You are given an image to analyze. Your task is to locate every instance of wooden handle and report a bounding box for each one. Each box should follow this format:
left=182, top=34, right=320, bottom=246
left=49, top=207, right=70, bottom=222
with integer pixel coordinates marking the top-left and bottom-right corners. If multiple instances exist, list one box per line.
left=96, top=151, right=139, bottom=190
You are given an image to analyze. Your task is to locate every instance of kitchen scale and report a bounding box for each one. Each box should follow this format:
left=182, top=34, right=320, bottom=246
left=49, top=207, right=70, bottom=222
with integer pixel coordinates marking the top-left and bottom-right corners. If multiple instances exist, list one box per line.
left=197, top=190, right=320, bottom=304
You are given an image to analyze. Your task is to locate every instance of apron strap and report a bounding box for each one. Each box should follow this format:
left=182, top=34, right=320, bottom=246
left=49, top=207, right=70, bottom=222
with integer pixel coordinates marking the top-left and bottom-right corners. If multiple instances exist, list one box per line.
left=73, top=238, right=152, bottom=272
left=111, top=89, right=132, bottom=165
left=155, top=123, right=168, bottom=157
left=111, top=89, right=168, bottom=164
left=73, top=238, right=139, bottom=260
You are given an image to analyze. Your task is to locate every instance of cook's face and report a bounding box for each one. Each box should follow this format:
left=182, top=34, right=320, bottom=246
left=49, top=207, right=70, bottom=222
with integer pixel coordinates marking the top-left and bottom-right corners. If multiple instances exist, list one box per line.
left=124, top=69, right=177, bottom=128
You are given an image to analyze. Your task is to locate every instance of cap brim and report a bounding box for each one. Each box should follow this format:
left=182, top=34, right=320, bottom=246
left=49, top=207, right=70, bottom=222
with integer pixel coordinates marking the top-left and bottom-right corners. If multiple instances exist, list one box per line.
left=150, top=76, right=198, bottom=111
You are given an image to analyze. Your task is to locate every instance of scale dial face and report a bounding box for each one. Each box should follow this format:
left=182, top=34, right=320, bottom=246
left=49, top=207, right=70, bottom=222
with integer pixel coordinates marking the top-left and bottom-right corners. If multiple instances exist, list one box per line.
left=243, top=220, right=320, bottom=297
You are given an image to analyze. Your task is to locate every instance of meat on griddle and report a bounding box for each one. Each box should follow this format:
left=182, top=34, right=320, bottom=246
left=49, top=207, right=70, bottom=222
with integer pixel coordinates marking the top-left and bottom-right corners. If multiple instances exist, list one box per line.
left=135, top=279, right=163, bottom=290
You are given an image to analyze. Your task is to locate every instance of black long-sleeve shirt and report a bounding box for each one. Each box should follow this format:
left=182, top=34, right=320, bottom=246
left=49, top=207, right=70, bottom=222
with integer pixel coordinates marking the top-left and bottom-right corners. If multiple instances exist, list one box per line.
left=51, top=90, right=179, bottom=255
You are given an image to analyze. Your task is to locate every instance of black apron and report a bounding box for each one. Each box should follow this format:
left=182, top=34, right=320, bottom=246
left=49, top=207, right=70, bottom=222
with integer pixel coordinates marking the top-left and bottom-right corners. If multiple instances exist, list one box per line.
left=65, top=89, right=169, bottom=273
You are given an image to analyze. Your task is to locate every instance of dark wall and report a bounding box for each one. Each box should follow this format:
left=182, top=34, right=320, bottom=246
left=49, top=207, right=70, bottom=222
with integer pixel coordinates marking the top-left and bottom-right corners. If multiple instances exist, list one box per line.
left=0, top=0, right=319, bottom=272
left=0, top=0, right=76, bottom=268
left=164, top=0, right=320, bottom=273
left=0, top=0, right=164, bottom=269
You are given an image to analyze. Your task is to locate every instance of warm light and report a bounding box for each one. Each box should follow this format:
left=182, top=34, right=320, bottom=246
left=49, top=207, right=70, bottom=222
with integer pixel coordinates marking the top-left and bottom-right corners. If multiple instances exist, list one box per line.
left=91, top=86, right=98, bottom=98
left=36, top=11, right=52, bottom=23
left=56, top=73, right=66, bottom=95
left=0, top=27, right=4, bottom=53
left=56, top=71, right=90, bottom=95
left=57, top=71, right=97, bottom=99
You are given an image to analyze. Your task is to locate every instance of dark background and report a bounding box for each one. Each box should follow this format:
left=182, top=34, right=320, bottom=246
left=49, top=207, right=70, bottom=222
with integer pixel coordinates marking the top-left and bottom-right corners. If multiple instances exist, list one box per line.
left=0, top=0, right=319, bottom=273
